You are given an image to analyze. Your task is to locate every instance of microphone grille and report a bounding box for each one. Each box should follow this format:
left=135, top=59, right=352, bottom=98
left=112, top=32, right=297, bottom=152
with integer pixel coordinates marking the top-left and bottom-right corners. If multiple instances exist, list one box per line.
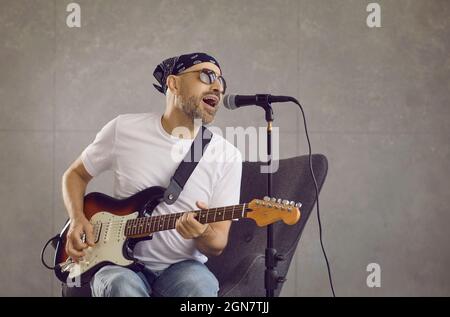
left=222, top=94, right=237, bottom=110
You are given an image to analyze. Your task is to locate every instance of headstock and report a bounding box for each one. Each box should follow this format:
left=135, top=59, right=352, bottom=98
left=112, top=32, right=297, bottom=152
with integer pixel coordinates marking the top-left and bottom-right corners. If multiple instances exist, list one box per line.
left=246, top=196, right=301, bottom=226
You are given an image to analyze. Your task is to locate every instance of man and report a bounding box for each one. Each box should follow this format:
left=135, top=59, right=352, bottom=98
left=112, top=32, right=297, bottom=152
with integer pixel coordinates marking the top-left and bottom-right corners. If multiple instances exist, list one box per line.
left=62, top=52, right=242, bottom=297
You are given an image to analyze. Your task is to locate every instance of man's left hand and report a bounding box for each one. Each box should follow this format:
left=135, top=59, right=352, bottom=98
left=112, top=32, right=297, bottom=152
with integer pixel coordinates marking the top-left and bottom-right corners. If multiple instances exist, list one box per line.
left=175, top=201, right=210, bottom=239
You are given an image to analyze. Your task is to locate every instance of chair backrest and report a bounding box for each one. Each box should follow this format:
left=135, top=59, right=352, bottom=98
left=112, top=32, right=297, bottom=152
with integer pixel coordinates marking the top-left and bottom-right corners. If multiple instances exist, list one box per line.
left=206, top=154, right=328, bottom=296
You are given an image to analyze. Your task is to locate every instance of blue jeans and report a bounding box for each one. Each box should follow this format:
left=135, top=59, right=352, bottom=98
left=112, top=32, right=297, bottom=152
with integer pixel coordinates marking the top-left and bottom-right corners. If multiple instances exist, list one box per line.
left=90, top=260, right=219, bottom=297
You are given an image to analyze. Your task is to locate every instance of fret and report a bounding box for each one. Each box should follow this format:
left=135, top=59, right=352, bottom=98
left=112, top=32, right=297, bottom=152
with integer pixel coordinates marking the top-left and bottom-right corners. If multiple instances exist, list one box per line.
left=174, top=212, right=180, bottom=228
left=164, top=214, right=171, bottom=231
left=151, top=215, right=156, bottom=233
left=138, top=217, right=143, bottom=235
left=216, top=208, right=222, bottom=220
left=199, top=209, right=206, bottom=224
left=149, top=216, right=153, bottom=232
left=157, top=215, right=162, bottom=231
left=134, top=219, right=139, bottom=235
left=131, top=219, right=136, bottom=236
left=162, top=214, right=167, bottom=231
left=153, top=216, right=158, bottom=232
left=207, top=208, right=214, bottom=223
left=127, top=220, right=132, bottom=236
left=166, top=214, right=171, bottom=230
left=147, top=217, right=151, bottom=233
left=222, top=207, right=226, bottom=221
left=136, top=219, right=140, bottom=235
left=159, top=215, right=166, bottom=231
left=171, top=213, right=177, bottom=230
left=134, top=218, right=139, bottom=235
left=170, top=213, right=176, bottom=230
left=147, top=217, right=152, bottom=234
left=166, top=214, right=172, bottom=231
left=135, top=218, right=140, bottom=235
left=141, top=217, right=146, bottom=234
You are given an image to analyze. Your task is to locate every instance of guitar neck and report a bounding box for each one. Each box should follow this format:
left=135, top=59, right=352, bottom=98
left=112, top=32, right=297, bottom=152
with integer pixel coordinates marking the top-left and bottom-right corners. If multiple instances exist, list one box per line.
left=124, top=203, right=249, bottom=238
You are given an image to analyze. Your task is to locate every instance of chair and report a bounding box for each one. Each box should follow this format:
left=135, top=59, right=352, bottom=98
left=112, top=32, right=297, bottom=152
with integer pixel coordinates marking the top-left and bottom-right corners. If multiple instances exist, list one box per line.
left=62, top=154, right=328, bottom=297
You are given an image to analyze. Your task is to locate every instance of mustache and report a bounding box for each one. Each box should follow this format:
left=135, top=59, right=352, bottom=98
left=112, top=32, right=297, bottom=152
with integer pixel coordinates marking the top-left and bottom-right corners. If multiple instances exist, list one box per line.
left=202, top=92, right=221, bottom=99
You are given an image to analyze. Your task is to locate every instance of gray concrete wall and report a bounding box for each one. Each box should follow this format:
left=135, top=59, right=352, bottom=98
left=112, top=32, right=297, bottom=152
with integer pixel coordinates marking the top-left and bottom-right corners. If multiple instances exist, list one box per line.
left=0, top=0, right=448, bottom=296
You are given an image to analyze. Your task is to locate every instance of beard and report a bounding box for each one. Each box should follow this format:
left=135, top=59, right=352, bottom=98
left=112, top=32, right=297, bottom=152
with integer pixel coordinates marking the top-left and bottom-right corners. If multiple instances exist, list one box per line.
left=179, top=94, right=217, bottom=125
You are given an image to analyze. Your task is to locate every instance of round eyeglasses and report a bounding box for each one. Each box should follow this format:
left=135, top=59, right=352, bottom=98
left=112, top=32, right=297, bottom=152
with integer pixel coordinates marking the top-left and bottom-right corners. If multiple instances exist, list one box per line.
left=177, top=68, right=227, bottom=94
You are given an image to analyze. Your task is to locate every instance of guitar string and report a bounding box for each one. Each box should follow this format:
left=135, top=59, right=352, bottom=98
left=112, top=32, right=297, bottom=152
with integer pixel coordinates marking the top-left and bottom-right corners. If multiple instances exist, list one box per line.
left=89, top=206, right=247, bottom=227
left=89, top=209, right=248, bottom=239
left=89, top=203, right=293, bottom=232
left=88, top=206, right=253, bottom=234
left=87, top=201, right=292, bottom=228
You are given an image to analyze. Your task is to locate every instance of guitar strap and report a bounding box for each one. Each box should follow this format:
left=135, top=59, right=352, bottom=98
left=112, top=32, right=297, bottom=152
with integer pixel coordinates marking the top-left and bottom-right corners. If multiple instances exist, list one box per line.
left=163, top=125, right=213, bottom=205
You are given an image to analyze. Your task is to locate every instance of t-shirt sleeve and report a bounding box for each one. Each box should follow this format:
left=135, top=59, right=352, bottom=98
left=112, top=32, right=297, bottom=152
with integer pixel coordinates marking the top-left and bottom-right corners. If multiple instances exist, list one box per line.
left=209, top=149, right=243, bottom=212
left=80, top=117, right=118, bottom=177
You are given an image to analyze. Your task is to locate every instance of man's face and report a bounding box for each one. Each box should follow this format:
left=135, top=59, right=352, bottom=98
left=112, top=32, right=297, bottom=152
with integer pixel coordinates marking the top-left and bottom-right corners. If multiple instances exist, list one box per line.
left=175, top=62, right=224, bottom=124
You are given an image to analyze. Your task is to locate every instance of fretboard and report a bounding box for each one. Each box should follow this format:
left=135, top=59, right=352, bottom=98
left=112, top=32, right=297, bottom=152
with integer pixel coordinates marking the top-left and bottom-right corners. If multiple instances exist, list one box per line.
left=124, top=203, right=249, bottom=238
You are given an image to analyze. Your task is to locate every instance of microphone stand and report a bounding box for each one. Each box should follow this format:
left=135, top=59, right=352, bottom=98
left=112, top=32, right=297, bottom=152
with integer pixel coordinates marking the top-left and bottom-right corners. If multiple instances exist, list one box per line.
left=255, top=95, right=286, bottom=297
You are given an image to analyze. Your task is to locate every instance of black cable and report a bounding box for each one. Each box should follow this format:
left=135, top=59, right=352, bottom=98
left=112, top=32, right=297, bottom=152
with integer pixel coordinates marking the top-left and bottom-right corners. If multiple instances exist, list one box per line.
left=289, top=96, right=336, bottom=297
left=41, top=234, right=60, bottom=270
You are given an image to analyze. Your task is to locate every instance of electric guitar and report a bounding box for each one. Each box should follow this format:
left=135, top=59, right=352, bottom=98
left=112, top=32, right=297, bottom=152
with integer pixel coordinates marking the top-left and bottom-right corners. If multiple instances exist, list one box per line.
left=54, top=186, right=301, bottom=284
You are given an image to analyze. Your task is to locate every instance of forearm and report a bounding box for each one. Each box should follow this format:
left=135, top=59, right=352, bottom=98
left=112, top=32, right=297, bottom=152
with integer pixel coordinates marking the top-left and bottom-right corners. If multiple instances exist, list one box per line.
left=62, top=170, right=88, bottom=221
left=194, top=224, right=228, bottom=257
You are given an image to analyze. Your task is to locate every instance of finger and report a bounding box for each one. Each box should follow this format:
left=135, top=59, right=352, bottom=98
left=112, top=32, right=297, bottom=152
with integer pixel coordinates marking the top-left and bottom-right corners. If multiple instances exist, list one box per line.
left=85, top=226, right=96, bottom=247
left=176, top=219, right=189, bottom=238
left=67, top=240, right=85, bottom=257
left=71, top=235, right=88, bottom=250
left=67, top=243, right=85, bottom=259
left=186, top=213, right=197, bottom=228
left=185, top=213, right=206, bottom=237
left=186, top=212, right=193, bottom=223
left=193, top=212, right=202, bottom=223
left=180, top=212, right=189, bottom=224
left=196, top=201, right=208, bottom=210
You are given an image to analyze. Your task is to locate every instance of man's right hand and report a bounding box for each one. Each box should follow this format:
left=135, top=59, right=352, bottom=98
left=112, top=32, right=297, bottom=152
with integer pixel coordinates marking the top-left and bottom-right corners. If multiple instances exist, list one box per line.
left=65, top=216, right=95, bottom=262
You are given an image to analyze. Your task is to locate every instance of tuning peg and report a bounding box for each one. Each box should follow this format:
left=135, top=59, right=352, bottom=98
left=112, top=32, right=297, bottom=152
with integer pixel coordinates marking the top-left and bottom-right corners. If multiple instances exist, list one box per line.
left=271, top=197, right=276, bottom=202
left=295, top=202, right=302, bottom=208
left=263, top=196, right=270, bottom=201
left=290, top=201, right=295, bottom=206
left=282, top=199, right=289, bottom=205
left=277, top=198, right=282, bottom=203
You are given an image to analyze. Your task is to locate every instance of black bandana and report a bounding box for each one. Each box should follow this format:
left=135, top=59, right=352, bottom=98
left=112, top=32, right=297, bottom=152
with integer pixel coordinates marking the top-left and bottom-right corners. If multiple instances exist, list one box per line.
left=153, top=52, right=222, bottom=95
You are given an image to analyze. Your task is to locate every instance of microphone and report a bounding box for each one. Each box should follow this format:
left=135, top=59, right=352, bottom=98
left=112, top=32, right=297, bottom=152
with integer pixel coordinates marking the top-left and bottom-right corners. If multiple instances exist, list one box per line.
left=222, top=94, right=294, bottom=110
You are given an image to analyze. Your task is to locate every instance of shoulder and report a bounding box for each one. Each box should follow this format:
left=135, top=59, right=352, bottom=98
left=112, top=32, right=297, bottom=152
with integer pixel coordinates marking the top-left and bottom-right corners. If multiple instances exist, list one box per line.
left=115, top=112, right=156, bottom=124
left=109, top=112, right=157, bottom=131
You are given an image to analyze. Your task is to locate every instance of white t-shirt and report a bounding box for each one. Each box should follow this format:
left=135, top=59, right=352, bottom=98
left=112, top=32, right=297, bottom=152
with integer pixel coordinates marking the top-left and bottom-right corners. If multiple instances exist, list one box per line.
left=81, top=112, right=242, bottom=271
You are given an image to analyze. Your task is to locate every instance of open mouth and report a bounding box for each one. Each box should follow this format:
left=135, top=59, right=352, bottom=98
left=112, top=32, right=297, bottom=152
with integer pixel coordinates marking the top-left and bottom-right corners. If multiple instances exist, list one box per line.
left=202, top=95, right=219, bottom=108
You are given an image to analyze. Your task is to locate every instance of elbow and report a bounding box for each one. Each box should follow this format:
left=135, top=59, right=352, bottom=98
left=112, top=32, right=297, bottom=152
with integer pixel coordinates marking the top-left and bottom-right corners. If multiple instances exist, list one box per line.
left=209, top=243, right=227, bottom=257
left=207, top=249, right=223, bottom=257
left=212, top=248, right=224, bottom=257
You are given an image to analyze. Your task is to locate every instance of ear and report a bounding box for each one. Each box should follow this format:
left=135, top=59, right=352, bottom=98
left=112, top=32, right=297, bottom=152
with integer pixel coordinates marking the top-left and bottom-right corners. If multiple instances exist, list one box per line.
left=166, top=75, right=180, bottom=95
